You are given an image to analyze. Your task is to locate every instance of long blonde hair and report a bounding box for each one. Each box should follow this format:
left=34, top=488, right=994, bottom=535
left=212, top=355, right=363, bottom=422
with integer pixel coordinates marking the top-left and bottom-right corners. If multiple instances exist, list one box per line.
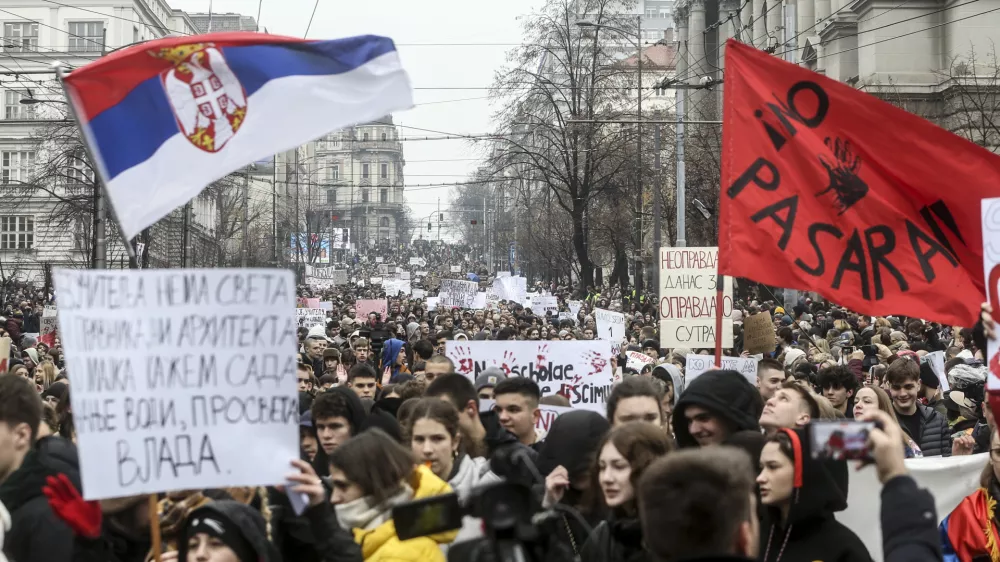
left=36, top=361, right=58, bottom=390
left=857, top=386, right=911, bottom=448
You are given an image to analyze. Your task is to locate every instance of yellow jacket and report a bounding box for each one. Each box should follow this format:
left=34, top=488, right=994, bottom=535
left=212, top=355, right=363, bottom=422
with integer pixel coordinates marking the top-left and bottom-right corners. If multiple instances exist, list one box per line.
left=352, top=465, right=459, bottom=562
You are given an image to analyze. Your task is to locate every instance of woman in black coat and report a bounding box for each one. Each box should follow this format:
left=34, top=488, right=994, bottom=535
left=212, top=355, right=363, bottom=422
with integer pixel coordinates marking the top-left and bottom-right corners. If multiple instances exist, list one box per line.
left=579, top=423, right=672, bottom=562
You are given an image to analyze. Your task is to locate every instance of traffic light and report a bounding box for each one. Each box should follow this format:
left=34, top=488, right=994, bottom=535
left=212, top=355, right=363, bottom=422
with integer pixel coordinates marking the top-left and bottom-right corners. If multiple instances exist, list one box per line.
left=428, top=222, right=432, bottom=230
left=440, top=213, right=444, bottom=221
left=470, top=220, right=478, bottom=225
left=331, top=214, right=339, bottom=221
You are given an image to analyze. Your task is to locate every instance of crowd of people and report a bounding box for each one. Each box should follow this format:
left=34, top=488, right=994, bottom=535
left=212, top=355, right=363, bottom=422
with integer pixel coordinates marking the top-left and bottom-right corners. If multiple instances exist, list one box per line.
left=0, top=249, right=995, bottom=562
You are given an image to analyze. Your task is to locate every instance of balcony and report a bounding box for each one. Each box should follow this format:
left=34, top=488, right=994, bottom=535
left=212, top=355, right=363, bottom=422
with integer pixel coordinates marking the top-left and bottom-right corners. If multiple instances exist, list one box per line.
left=355, top=140, right=402, bottom=152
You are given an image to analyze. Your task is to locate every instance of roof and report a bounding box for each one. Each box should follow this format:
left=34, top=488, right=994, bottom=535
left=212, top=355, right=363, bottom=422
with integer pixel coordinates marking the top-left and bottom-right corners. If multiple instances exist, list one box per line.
left=620, top=42, right=678, bottom=70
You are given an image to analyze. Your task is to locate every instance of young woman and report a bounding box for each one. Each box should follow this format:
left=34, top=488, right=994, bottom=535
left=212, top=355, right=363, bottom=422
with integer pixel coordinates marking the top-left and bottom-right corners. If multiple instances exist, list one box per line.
left=34, top=361, right=58, bottom=392
left=757, top=428, right=871, bottom=562
left=852, top=386, right=922, bottom=458
left=941, top=428, right=1000, bottom=561
left=406, top=398, right=500, bottom=543
left=289, top=427, right=457, bottom=562
left=579, top=423, right=672, bottom=562
left=167, top=500, right=280, bottom=562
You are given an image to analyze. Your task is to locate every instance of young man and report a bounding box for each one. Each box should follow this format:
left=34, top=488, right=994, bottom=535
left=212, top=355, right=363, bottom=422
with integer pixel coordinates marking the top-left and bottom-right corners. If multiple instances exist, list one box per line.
left=423, top=355, right=454, bottom=386
left=886, top=358, right=952, bottom=456
left=434, top=331, right=452, bottom=356
left=493, top=377, right=543, bottom=446
left=352, top=337, right=372, bottom=366
left=322, top=348, right=341, bottom=375
left=474, top=367, right=506, bottom=401
left=671, top=370, right=762, bottom=448
left=758, top=381, right=821, bottom=434
left=347, top=363, right=378, bottom=400
left=756, top=358, right=786, bottom=401
left=639, top=447, right=759, bottom=562
left=606, top=376, right=664, bottom=427
left=310, top=387, right=366, bottom=457
left=297, top=363, right=315, bottom=394
left=817, top=365, right=860, bottom=418
left=0, top=375, right=79, bottom=561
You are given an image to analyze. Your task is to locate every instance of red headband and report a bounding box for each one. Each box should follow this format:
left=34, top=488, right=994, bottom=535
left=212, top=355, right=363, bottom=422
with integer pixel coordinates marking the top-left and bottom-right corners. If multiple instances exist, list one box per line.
left=778, top=428, right=804, bottom=488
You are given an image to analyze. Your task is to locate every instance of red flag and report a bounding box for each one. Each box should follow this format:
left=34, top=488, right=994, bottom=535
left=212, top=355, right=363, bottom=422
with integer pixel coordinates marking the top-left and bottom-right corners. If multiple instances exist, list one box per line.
left=720, top=39, right=1000, bottom=327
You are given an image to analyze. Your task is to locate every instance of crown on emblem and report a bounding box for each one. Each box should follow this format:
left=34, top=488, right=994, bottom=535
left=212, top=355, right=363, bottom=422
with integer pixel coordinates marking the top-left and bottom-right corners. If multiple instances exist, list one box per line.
left=149, top=42, right=212, bottom=65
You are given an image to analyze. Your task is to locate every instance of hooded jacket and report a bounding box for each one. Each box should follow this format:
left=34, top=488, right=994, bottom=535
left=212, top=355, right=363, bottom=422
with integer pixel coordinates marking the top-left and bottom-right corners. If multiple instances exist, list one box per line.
left=759, top=428, right=871, bottom=562
left=177, top=501, right=281, bottom=562
left=671, top=370, right=762, bottom=449
left=0, top=436, right=81, bottom=562
left=652, top=364, right=684, bottom=406
left=381, top=339, right=408, bottom=383
left=346, top=465, right=457, bottom=562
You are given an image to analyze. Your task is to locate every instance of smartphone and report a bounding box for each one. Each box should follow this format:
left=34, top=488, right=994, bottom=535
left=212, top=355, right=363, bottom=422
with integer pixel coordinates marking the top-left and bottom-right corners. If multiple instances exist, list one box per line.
left=392, top=493, right=464, bottom=541
left=808, top=420, right=875, bottom=462
left=843, top=346, right=856, bottom=356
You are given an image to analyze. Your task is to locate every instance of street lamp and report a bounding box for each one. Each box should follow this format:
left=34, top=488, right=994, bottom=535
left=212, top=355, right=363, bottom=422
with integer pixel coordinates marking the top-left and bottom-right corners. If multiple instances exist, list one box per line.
left=19, top=98, right=67, bottom=105
left=575, top=17, right=645, bottom=293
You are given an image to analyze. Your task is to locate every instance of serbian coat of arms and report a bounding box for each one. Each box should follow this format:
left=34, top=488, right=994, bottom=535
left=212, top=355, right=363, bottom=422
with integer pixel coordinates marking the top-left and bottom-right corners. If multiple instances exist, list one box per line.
left=153, top=43, right=247, bottom=152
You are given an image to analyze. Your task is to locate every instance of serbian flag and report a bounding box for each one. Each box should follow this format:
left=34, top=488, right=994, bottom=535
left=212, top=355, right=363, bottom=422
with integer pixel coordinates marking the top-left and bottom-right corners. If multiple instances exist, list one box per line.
left=62, top=33, right=413, bottom=239
left=720, top=39, right=1000, bottom=328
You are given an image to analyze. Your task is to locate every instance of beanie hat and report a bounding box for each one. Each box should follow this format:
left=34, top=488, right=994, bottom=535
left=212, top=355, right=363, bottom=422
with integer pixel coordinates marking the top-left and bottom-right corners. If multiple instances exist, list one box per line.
left=671, top=370, right=762, bottom=449
left=475, top=367, right=506, bottom=391
left=183, top=507, right=256, bottom=562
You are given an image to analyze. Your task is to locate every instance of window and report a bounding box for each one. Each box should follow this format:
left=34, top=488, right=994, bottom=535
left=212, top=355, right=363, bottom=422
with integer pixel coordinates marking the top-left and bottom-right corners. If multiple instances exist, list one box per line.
left=330, top=165, right=339, bottom=180
left=380, top=217, right=390, bottom=227
left=362, top=163, right=370, bottom=179
left=362, top=132, right=370, bottom=141
left=133, top=26, right=139, bottom=43
left=4, top=91, right=33, bottom=120
left=72, top=218, right=88, bottom=250
left=362, top=189, right=369, bottom=202
left=645, top=8, right=658, bottom=18
left=380, top=189, right=388, bottom=203
left=1, top=151, right=34, bottom=184
left=68, top=21, right=104, bottom=52
left=66, top=151, right=92, bottom=188
left=4, top=23, right=37, bottom=52
left=380, top=163, right=388, bottom=179
left=0, top=215, right=33, bottom=250
left=326, top=189, right=336, bottom=204
left=381, top=132, right=387, bottom=141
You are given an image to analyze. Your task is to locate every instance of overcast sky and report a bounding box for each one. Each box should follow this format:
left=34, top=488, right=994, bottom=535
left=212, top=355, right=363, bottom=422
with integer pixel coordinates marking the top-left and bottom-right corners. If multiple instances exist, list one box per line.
left=170, top=0, right=540, bottom=234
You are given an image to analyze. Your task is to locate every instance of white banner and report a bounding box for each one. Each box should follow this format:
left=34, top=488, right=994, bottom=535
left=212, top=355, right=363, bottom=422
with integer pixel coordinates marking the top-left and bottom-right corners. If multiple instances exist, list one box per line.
left=439, top=279, right=478, bottom=308
left=480, top=399, right=573, bottom=434
left=383, top=279, right=412, bottom=297
left=685, top=354, right=758, bottom=385
left=595, top=308, right=626, bottom=356
left=840, top=453, right=987, bottom=562
left=445, top=341, right=614, bottom=412
left=54, top=268, right=299, bottom=500
left=530, top=295, right=558, bottom=315
left=659, top=247, right=733, bottom=349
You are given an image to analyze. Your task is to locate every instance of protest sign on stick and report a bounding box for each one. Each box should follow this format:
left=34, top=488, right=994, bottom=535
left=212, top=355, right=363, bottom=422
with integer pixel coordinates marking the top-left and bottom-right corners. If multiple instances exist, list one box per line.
left=658, top=247, right=733, bottom=348
left=439, top=279, right=478, bottom=308
left=595, top=308, right=626, bottom=355
left=530, top=295, right=558, bottom=315
left=685, top=354, right=758, bottom=386
left=742, top=311, right=775, bottom=355
left=356, top=299, right=388, bottom=320
left=296, top=308, right=326, bottom=328
left=445, top=341, right=613, bottom=413
left=54, top=268, right=299, bottom=500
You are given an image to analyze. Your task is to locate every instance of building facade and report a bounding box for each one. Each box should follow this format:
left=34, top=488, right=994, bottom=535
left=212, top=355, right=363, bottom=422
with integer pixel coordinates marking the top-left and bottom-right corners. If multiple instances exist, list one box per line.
left=188, top=12, right=259, bottom=34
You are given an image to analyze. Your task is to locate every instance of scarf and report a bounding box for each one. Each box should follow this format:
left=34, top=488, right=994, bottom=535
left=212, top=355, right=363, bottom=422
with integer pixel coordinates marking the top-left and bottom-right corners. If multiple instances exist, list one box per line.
left=335, top=485, right=413, bottom=531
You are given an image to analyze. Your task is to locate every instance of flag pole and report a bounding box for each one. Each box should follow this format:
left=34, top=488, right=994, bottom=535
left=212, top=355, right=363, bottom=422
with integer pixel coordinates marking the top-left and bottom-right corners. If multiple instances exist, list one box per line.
left=715, top=271, right=724, bottom=366
left=55, top=64, right=138, bottom=269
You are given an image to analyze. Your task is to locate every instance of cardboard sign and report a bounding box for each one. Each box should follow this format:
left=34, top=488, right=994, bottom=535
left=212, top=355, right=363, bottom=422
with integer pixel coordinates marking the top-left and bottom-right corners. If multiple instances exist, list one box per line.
left=0, top=337, right=9, bottom=372
left=685, top=354, right=758, bottom=386
left=658, top=247, right=734, bottom=348
left=439, top=279, right=478, bottom=308
left=445, top=341, right=614, bottom=412
left=40, top=306, right=58, bottom=346
left=595, top=308, right=626, bottom=356
left=742, top=311, right=775, bottom=355
left=356, top=299, right=388, bottom=320
left=54, top=268, right=299, bottom=500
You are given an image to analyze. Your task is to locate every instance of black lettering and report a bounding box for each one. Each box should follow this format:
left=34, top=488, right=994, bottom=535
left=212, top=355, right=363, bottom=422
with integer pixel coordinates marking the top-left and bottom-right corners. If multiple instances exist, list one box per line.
left=906, top=219, right=958, bottom=283
left=786, top=81, right=829, bottom=128
left=795, top=222, right=843, bottom=276
left=832, top=230, right=870, bottom=300
left=750, top=196, right=798, bottom=250
left=864, top=225, right=908, bottom=300
left=725, top=157, right=780, bottom=199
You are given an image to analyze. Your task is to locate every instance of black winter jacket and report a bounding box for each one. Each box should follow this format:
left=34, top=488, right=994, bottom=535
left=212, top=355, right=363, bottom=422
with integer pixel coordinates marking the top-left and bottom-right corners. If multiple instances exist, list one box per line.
left=580, top=517, right=649, bottom=562
left=899, top=404, right=952, bottom=457
left=0, top=436, right=81, bottom=562
left=880, top=475, right=940, bottom=562
left=671, top=369, right=762, bottom=448
left=760, top=428, right=871, bottom=562
left=177, top=501, right=283, bottom=562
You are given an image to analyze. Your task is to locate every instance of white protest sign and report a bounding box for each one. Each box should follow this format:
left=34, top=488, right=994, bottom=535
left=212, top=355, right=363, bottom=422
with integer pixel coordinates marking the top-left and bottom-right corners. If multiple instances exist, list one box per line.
left=376, top=257, right=384, bottom=263
left=530, top=295, right=558, bottom=315
left=595, top=308, right=626, bottom=355
left=659, top=247, right=733, bottom=349
left=445, top=341, right=614, bottom=412
left=625, top=350, right=655, bottom=372
left=427, top=297, right=439, bottom=311
left=983, top=198, right=1000, bottom=396
left=409, top=257, right=426, bottom=267
left=472, top=293, right=488, bottom=309
left=413, top=289, right=426, bottom=300
left=399, top=271, right=411, bottom=281
left=40, top=306, right=58, bottom=345
left=318, top=301, right=333, bottom=311
left=450, top=265, right=461, bottom=273
left=370, top=277, right=383, bottom=285
left=356, top=299, right=388, bottom=319
left=383, top=279, right=411, bottom=297
left=296, top=308, right=326, bottom=328
left=480, top=399, right=572, bottom=434
left=54, top=268, right=298, bottom=500
left=568, top=300, right=583, bottom=318
left=439, top=279, right=478, bottom=308
left=685, top=354, right=758, bottom=385
left=416, top=271, right=428, bottom=277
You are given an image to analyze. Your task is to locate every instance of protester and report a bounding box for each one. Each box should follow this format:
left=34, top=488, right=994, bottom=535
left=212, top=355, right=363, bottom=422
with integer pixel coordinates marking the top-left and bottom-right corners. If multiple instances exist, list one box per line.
left=852, top=386, right=923, bottom=458
left=758, top=381, right=822, bottom=434
left=493, top=377, right=544, bottom=447
left=885, top=357, right=952, bottom=456
left=606, top=377, right=664, bottom=428
left=672, top=370, right=763, bottom=448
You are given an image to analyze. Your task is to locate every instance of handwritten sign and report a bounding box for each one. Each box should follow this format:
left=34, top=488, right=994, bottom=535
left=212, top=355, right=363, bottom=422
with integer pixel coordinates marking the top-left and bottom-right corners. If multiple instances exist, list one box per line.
left=54, top=269, right=299, bottom=500
left=625, top=350, right=655, bottom=372
left=445, top=341, right=614, bottom=412
left=440, top=279, right=478, bottom=308
left=658, top=247, right=734, bottom=348
left=685, top=354, right=758, bottom=386
left=595, top=308, right=626, bottom=356
left=376, top=257, right=384, bottom=264
left=568, top=300, right=583, bottom=318
left=742, top=311, right=775, bottom=355
left=356, top=299, right=388, bottom=320
left=0, top=337, right=9, bottom=371
left=40, top=306, right=58, bottom=346
left=530, top=296, right=558, bottom=315
left=296, top=308, right=326, bottom=328
left=450, top=265, right=461, bottom=273
left=984, top=198, right=1000, bottom=396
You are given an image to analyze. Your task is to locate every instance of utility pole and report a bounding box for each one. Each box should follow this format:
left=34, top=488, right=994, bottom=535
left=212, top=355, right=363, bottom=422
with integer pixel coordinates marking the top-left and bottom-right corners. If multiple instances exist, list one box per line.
left=653, top=124, right=662, bottom=290
left=676, top=89, right=686, bottom=248
left=182, top=201, right=192, bottom=267
left=242, top=165, right=249, bottom=267
left=635, top=14, right=643, bottom=295
left=436, top=197, right=441, bottom=242
left=93, top=176, right=106, bottom=269
left=271, top=155, right=277, bottom=265
left=294, top=148, right=301, bottom=263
